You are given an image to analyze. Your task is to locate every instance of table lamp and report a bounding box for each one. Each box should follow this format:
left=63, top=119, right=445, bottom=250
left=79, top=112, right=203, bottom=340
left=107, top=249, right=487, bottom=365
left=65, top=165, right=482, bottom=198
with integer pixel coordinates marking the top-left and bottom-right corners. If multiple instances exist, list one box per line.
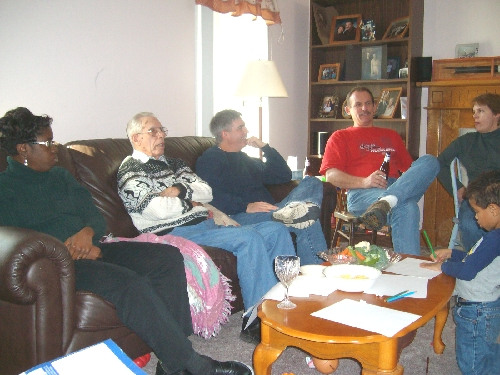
left=235, top=60, right=288, bottom=157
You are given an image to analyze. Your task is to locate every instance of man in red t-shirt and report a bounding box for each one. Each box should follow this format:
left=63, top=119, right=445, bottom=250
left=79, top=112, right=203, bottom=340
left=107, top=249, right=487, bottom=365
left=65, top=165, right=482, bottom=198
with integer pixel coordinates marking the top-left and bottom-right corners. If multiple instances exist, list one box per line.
left=320, top=87, right=439, bottom=255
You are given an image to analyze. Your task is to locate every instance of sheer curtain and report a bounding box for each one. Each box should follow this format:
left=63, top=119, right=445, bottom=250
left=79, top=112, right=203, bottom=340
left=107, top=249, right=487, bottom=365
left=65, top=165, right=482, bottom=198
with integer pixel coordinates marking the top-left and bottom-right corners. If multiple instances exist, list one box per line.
left=196, top=0, right=281, bottom=25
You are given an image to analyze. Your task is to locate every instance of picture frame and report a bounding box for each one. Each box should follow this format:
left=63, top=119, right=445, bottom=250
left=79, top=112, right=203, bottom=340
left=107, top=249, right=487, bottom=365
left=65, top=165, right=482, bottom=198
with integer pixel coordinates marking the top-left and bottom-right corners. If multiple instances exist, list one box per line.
left=341, top=99, right=351, bottom=119
left=318, top=95, right=340, bottom=118
left=361, top=45, right=387, bottom=80
left=386, top=56, right=400, bottom=79
left=382, top=16, right=409, bottom=40
left=455, top=43, right=479, bottom=58
left=375, top=87, right=403, bottom=118
left=318, top=63, right=341, bottom=83
left=329, top=14, right=362, bottom=43
left=360, top=19, right=376, bottom=41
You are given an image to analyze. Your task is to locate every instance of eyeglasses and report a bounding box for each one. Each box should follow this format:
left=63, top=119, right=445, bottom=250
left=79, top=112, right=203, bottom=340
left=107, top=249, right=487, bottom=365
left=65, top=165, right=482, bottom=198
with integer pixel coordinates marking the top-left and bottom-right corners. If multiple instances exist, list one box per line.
left=138, top=127, right=168, bottom=137
left=29, top=140, right=60, bottom=148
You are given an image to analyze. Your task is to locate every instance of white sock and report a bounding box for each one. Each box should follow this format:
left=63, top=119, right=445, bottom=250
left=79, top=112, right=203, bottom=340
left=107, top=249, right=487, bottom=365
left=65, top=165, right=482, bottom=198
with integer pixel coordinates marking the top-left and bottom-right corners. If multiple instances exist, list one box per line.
left=380, top=195, right=398, bottom=209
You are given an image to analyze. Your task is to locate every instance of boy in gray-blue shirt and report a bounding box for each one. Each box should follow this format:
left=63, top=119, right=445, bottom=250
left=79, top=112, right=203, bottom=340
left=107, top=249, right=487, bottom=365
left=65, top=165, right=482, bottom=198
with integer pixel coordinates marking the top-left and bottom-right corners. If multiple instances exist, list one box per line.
left=421, top=170, right=500, bottom=375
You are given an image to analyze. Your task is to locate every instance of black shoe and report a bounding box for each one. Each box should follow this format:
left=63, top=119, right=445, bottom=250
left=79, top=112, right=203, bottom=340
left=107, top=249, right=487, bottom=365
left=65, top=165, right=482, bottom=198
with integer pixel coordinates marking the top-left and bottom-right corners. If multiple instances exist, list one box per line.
left=211, top=360, right=254, bottom=375
left=239, top=316, right=261, bottom=345
left=156, top=361, right=192, bottom=375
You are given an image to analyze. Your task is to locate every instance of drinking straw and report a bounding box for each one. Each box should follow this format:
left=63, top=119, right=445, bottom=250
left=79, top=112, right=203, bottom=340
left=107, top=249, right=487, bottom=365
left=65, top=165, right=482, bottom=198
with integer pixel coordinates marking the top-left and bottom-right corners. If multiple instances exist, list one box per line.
left=423, top=230, right=437, bottom=258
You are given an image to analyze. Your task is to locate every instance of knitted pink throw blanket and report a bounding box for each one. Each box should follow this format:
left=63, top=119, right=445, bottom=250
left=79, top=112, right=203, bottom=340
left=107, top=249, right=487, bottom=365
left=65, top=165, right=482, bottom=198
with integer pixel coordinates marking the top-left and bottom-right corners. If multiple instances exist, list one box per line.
left=101, top=233, right=235, bottom=339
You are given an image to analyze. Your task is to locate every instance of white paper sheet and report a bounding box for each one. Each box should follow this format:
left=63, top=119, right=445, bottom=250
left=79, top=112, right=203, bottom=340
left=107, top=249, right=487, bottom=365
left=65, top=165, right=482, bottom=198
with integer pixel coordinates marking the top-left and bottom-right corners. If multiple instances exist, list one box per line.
left=384, top=257, right=441, bottom=279
left=364, top=274, right=428, bottom=298
left=311, top=299, right=421, bottom=337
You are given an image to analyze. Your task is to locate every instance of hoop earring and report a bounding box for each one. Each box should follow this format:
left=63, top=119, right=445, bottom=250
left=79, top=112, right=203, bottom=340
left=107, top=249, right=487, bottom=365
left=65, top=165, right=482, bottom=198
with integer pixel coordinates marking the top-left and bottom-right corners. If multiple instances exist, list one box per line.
left=24, top=157, right=28, bottom=167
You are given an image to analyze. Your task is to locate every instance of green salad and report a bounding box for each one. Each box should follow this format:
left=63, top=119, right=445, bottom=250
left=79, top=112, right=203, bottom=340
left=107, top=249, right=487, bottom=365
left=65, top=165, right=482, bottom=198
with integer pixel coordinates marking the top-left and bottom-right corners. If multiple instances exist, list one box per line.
left=347, top=241, right=389, bottom=270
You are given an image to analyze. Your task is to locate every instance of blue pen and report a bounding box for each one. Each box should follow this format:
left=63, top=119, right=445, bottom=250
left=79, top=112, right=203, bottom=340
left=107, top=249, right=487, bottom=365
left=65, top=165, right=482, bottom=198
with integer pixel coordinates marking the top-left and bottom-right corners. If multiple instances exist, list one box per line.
left=386, top=291, right=416, bottom=302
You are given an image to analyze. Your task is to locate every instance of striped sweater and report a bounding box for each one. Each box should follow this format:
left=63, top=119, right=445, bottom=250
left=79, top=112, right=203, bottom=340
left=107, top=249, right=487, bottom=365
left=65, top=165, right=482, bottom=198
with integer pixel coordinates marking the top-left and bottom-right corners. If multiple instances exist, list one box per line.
left=117, top=150, right=212, bottom=233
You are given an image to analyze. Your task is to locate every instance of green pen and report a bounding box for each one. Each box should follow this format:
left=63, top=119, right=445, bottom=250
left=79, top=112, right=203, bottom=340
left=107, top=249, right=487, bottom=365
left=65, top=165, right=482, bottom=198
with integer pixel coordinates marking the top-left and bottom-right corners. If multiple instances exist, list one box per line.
left=423, top=230, right=437, bottom=258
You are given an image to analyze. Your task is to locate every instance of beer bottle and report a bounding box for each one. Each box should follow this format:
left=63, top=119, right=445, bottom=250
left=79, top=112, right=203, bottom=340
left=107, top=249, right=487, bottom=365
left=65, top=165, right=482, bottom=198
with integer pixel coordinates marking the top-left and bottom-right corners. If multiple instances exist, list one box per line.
left=303, top=157, right=314, bottom=178
left=379, top=152, right=391, bottom=179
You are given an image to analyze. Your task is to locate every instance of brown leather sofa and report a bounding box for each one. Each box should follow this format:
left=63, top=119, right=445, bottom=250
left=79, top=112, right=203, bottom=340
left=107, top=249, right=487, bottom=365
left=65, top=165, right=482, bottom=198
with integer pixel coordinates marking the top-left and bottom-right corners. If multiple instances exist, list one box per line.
left=0, top=136, right=336, bottom=375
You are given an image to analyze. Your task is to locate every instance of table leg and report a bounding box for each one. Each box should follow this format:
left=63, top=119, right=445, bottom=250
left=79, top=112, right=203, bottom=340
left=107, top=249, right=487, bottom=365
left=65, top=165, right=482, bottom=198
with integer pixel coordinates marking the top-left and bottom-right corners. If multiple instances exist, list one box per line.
left=432, top=300, right=450, bottom=354
left=361, top=364, right=403, bottom=375
left=253, top=342, right=283, bottom=375
left=361, top=338, right=403, bottom=375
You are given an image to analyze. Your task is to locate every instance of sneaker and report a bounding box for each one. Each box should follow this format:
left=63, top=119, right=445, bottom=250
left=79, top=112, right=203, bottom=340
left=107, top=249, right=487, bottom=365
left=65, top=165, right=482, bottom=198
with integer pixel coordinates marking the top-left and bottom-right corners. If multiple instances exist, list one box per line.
left=272, top=201, right=320, bottom=229
left=358, top=200, right=391, bottom=231
left=239, top=316, right=261, bottom=345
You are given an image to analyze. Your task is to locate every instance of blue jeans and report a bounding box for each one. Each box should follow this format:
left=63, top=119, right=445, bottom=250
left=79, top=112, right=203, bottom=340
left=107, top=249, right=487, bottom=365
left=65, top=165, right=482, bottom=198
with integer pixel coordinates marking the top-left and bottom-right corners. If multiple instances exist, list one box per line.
left=347, top=155, right=440, bottom=255
left=230, top=176, right=328, bottom=265
left=171, top=219, right=295, bottom=309
left=459, top=200, right=486, bottom=252
left=454, top=298, right=500, bottom=375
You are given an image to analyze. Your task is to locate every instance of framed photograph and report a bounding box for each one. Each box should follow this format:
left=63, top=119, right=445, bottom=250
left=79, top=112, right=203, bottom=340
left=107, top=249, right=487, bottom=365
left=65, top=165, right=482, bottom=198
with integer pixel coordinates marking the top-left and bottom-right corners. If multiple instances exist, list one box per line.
left=318, top=95, right=340, bottom=118
left=361, top=45, right=387, bottom=80
left=455, top=43, right=479, bottom=58
left=386, top=56, right=400, bottom=79
left=382, top=16, right=409, bottom=40
left=375, top=87, right=403, bottom=118
left=318, top=63, right=341, bottom=83
left=399, top=67, right=408, bottom=78
left=361, top=19, right=376, bottom=41
left=329, top=14, right=362, bottom=43
left=341, top=99, right=351, bottom=119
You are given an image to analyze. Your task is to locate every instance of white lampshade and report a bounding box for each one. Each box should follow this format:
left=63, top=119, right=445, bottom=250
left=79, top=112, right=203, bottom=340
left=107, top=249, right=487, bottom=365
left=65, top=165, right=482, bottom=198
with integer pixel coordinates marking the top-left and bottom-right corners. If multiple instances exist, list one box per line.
left=235, top=60, right=288, bottom=98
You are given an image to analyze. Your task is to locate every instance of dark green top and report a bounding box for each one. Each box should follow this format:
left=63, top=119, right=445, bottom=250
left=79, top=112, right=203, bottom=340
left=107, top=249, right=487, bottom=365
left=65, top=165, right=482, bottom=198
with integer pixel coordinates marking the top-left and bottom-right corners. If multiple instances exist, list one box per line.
left=0, top=157, right=106, bottom=246
left=437, top=127, right=500, bottom=195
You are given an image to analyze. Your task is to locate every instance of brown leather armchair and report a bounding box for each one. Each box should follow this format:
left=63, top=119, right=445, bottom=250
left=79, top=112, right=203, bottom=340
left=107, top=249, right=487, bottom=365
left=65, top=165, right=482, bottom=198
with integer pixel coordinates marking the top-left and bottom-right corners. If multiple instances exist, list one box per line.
left=0, top=136, right=336, bottom=375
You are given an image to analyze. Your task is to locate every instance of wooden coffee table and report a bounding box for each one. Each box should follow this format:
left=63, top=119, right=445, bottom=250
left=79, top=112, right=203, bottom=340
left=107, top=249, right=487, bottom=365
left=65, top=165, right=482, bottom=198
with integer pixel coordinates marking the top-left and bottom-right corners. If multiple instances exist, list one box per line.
left=253, top=262, right=455, bottom=375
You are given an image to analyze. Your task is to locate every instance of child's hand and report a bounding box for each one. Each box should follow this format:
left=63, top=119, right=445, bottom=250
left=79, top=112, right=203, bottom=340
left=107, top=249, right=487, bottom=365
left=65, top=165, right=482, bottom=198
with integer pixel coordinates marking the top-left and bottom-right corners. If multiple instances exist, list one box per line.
left=431, top=248, right=452, bottom=262
left=420, top=261, right=443, bottom=272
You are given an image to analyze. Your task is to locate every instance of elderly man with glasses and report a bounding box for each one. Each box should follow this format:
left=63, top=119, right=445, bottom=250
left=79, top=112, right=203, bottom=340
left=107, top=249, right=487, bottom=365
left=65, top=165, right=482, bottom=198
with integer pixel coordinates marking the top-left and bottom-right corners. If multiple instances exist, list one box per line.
left=117, top=112, right=296, bottom=345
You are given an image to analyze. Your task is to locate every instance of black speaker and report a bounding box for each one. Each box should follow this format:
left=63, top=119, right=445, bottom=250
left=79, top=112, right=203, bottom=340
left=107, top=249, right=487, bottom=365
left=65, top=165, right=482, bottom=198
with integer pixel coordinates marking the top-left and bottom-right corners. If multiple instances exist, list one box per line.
left=416, top=56, right=432, bottom=82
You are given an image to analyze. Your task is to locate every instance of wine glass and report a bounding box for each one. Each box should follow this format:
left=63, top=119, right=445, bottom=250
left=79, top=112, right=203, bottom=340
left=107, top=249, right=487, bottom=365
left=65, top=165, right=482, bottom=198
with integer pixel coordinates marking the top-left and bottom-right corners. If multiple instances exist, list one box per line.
left=274, top=255, right=300, bottom=309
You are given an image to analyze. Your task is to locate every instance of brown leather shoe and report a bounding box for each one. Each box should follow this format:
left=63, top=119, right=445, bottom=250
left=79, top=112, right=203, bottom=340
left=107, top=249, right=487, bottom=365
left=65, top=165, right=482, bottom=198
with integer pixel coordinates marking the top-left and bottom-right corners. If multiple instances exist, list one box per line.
left=359, top=200, right=391, bottom=231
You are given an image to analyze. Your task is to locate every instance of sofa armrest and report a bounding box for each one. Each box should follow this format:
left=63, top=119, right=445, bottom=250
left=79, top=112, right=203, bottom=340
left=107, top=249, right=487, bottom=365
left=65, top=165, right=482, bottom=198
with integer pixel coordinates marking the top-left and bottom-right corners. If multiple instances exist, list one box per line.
left=0, top=227, right=76, bottom=371
left=265, top=180, right=336, bottom=246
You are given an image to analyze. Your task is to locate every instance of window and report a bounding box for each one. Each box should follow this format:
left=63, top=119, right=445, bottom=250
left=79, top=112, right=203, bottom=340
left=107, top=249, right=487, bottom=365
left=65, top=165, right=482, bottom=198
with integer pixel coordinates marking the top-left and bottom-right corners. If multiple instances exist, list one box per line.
left=196, top=6, right=268, bottom=157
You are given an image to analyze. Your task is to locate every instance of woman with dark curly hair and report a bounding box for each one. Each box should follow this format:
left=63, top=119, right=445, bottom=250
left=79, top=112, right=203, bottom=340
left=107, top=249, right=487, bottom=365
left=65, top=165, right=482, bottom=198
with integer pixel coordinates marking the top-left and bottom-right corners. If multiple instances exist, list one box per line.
left=0, top=107, right=253, bottom=375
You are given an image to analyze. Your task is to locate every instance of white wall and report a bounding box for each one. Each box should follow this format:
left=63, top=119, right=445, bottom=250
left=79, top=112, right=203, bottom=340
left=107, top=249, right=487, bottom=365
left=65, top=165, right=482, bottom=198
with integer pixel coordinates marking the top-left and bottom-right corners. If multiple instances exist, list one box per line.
left=268, top=0, right=310, bottom=167
left=2, top=0, right=499, bottom=157
left=0, top=1, right=196, bottom=142
left=419, top=0, right=500, bottom=154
